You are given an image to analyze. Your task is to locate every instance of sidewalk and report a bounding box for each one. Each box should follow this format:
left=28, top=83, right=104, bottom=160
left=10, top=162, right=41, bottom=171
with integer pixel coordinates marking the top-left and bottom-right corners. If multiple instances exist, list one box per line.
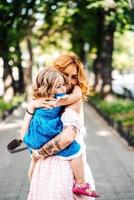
left=0, top=103, right=134, bottom=200
left=0, top=105, right=30, bottom=200
left=84, top=103, right=134, bottom=200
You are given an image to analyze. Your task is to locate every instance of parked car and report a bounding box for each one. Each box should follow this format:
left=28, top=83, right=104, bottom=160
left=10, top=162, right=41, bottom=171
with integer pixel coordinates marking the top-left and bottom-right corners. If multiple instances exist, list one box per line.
left=112, top=73, right=134, bottom=98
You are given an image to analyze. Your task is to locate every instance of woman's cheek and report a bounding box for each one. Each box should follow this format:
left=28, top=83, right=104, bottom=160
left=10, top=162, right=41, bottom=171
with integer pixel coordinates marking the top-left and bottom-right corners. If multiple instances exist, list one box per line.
left=71, top=79, right=77, bottom=86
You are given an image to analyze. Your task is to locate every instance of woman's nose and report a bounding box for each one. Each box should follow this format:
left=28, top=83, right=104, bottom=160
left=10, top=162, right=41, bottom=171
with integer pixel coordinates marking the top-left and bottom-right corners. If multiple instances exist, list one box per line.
left=68, top=76, right=71, bottom=84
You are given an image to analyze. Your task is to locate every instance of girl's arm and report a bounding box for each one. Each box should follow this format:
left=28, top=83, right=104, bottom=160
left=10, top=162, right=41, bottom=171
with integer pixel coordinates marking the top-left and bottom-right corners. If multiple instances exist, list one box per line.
left=56, top=85, right=82, bottom=106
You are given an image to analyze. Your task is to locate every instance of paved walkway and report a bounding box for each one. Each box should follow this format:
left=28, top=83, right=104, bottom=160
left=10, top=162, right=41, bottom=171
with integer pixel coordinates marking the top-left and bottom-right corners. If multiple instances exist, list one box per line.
left=0, top=103, right=134, bottom=200
left=84, top=103, right=134, bottom=200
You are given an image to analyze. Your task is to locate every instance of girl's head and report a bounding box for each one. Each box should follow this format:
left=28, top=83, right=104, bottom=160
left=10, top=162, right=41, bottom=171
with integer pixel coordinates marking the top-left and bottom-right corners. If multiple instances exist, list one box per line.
left=33, top=68, right=67, bottom=99
left=52, top=53, right=89, bottom=99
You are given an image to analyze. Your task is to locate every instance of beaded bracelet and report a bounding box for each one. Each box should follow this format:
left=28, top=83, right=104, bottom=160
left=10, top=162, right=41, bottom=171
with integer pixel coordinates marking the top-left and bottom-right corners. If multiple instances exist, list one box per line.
left=26, top=108, right=34, bottom=115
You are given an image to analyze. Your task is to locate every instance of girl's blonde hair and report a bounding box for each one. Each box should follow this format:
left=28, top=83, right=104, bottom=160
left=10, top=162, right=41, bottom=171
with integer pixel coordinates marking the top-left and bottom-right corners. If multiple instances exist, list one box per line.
left=52, top=53, right=89, bottom=99
left=33, top=68, right=67, bottom=99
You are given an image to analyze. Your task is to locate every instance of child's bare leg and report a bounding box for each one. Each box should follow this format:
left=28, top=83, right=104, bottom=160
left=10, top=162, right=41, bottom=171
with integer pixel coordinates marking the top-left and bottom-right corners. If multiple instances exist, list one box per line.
left=28, top=155, right=38, bottom=181
left=70, top=155, right=85, bottom=184
left=70, top=155, right=100, bottom=198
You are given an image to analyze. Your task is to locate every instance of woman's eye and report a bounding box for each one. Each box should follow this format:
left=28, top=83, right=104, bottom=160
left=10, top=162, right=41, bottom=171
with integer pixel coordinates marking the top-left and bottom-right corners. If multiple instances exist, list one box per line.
left=72, top=76, right=77, bottom=79
left=56, top=86, right=61, bottom=89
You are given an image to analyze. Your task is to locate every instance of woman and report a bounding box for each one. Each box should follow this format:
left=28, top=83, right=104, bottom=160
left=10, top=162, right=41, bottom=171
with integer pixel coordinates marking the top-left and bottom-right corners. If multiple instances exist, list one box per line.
left=21, top=54, right=95, bottom=200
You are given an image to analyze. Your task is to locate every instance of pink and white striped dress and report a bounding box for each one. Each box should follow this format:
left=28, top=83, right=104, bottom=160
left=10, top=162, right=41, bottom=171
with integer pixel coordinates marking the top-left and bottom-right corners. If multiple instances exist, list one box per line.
left=27, top=107, right=95, bottom=200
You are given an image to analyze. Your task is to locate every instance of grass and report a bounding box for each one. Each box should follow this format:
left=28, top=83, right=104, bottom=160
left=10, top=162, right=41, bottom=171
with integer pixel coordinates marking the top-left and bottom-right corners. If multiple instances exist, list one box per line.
left=89, top=94, right=134, bottom=142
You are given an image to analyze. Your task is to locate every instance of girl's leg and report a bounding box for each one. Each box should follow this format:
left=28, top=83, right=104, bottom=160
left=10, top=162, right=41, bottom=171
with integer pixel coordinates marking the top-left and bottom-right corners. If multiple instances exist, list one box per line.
left=70, top=155, right=100, bottom=198
left=70, top=155, right=85, bottom=184
left=28, top=155, right=38, bottom=181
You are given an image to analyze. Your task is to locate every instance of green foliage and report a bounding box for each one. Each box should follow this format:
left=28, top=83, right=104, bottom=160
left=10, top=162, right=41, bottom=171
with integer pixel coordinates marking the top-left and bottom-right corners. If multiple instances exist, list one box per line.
left=0, top=99, right=12, bottom=112
left=0, top=94, right=24, bottom=115
left=113, top=31, right=134, bottom=71
left=0, top=0, right=133, bottom=96
left=87, top=0, right=132, bottom=31
left=0, top=0, right=133, bottom=58
left=0, top=0, right=37, bottom=62
left=89, top=94, right=134, bottom=138
left=90, top=94, right=134, bottom=115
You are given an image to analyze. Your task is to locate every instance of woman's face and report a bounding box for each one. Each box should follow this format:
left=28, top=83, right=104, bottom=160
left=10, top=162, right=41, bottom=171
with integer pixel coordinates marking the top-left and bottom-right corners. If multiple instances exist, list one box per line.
left=63, top=64, right=78, bottom=91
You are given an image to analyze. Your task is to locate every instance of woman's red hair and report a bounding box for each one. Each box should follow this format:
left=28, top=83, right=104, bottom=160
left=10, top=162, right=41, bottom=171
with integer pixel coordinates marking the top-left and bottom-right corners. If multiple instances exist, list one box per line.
left=53, top=53, right=89, bottom=99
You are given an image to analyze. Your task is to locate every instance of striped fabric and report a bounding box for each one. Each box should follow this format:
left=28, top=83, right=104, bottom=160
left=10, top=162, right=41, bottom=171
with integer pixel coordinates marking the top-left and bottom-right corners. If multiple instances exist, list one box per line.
left=27, top=156, right=95, bottom=200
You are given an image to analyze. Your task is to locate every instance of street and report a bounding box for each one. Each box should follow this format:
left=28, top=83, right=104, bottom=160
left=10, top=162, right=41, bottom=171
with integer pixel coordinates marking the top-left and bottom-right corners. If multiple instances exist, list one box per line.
left=0, top=103, right=134, bottom=200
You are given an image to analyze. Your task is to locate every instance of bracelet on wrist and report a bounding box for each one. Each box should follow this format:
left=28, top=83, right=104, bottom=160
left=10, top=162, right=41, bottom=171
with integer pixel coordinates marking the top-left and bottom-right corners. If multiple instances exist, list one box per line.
left=26, top=108, right=34, bottom=115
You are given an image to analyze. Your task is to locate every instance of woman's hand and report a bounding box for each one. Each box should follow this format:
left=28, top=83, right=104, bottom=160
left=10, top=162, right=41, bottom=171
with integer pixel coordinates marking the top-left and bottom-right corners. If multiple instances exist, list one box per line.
left=28, top=97, right=58, bottom=112
left=32, top=149, right=47, bottom=160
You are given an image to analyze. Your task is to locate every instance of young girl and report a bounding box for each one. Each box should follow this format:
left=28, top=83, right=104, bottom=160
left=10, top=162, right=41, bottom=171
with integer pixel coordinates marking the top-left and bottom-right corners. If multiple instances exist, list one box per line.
left=22, top=67, right=100, bottom=198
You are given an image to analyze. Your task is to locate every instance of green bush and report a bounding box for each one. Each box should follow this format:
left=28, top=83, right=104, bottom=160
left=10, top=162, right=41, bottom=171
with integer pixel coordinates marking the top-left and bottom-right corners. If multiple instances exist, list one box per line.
left=0, top=94, right=24, bottom=116
left=89, top=95, right=134, bottom=139
left=0, top=99, right=12, bottom=112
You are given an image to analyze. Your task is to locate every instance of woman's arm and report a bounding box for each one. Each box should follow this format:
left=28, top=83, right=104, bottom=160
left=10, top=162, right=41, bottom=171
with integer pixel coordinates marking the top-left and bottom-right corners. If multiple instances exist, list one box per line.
left=37, top=100, right=81, bottom=157
left=37, top=125, right=77, bottom=157
left=20, top=111, right=33, bottom=140
left=56, top=85, right=82, bottom=106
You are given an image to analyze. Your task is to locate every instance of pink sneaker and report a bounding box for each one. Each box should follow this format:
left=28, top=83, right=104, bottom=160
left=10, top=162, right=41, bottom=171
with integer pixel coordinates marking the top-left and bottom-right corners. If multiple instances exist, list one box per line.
left=73, top=182, right=100, bottom=198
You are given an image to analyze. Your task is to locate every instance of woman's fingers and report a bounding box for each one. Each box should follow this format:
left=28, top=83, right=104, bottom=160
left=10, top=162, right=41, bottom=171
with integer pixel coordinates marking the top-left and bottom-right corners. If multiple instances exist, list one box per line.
left=32, top=150, right=43, bottom=159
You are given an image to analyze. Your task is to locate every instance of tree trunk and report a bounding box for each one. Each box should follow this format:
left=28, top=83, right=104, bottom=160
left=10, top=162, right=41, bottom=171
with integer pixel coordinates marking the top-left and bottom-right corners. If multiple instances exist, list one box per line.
left=3, top=56, right=15, bottom=102
left=80, top=46, right=87, bottom=68
left=93, top=7, right=116, bottom=99
left=93, top=9, right=105, bottom=92
left=16, top=43, right=25, bottom=93
left=93, top=58, right=103, bottom=93
left=25, top=37, right=33, bottom=85
left=23, top=38, right=34, bottom=101
left=100, top=23, right=115, bottom=99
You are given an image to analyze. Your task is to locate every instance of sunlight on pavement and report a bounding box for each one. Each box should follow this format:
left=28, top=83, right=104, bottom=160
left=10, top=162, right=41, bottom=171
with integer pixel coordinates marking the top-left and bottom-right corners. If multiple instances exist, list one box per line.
left=96, top=129, right=112, bottom=137
left=0, top=120, right=21, bottom=130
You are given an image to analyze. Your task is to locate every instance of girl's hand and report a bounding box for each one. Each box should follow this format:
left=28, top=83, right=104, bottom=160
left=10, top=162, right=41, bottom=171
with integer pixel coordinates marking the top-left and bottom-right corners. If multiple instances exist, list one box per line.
left=28, top=97, right=58, bottom=112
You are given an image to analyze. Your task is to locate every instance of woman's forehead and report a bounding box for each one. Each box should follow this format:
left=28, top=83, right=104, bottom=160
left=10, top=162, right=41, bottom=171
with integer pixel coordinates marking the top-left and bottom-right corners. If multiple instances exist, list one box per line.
left=63, top=64, right=77, bottom=75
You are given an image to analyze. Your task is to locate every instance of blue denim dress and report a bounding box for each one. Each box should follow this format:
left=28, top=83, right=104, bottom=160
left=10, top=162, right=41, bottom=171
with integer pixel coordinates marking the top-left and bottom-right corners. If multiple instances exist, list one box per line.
left=23, top=94, right=80, bottom=158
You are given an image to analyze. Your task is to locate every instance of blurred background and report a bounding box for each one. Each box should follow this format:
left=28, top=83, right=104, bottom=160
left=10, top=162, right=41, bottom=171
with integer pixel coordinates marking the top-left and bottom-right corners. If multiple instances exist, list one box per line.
left=0, top=0, right=134, bottom=145
left=0, top=1, right=134, bottom=199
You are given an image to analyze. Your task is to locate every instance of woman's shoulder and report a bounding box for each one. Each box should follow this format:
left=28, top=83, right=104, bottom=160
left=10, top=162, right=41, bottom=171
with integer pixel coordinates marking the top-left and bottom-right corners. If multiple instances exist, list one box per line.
left=66, top=98, right=82, bottom=114
left=62, top=99, right=82, bottom=122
